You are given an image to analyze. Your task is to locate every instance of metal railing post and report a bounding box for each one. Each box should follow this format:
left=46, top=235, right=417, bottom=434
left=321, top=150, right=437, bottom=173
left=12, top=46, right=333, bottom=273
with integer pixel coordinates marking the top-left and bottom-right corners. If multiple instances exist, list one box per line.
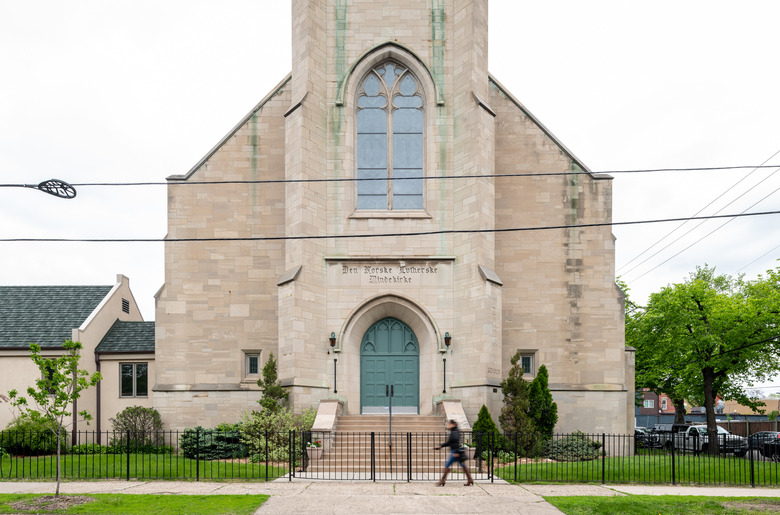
left=264, top=430, right=269, bottom=482
left=407, top=432, right=411, bottom=482
left=371, top=432, right=376, bottom=482
left=126, top=430, right=131, bottom=481
left=196, top=428, right=200, bottom=482
left=749, top=435, right=755, bottom=488
left=671, top=432, right=676, bottom=485
left=602, top=433, right=606, bottom=484
left=288, top=431, right=293, bottom=482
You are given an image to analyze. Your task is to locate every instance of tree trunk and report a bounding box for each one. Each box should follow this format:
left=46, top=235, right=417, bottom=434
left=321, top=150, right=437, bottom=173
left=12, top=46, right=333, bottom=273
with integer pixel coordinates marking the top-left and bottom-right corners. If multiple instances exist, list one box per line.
left=55, top=427, right=61, bottom=497
left=702, top=366, right=720, bottom=455
left=670, top=397, right=687, bottom=424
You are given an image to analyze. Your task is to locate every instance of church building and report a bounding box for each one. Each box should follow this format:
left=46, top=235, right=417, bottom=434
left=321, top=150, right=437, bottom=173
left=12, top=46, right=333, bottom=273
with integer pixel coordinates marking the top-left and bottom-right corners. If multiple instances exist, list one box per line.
left=154, top=0, right=633, bottom=434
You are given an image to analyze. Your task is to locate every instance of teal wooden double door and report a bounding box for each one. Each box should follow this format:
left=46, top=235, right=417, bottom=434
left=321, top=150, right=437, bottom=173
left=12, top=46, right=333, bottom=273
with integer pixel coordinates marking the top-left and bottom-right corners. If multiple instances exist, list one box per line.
left=360, top=318, right=419, bottom=413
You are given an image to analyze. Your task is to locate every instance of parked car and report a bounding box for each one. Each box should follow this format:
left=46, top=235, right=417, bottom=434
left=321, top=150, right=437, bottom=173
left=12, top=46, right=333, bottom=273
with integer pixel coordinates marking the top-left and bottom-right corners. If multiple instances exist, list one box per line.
left=747, top=431, right=780, bottom=456
left=635, top=427, right=661, bottom=449
left=653, top=423, right=690, bottom=448
left=670, top=425, right=747, bottom=457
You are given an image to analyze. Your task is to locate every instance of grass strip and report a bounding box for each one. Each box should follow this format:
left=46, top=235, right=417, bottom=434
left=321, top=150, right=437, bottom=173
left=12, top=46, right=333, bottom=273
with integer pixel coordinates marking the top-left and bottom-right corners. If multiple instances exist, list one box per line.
left=545, top=495, right=780, bottom=515
left=0, top=493, right=268, bottom=515
left=0, top=454, right=287, bottom=481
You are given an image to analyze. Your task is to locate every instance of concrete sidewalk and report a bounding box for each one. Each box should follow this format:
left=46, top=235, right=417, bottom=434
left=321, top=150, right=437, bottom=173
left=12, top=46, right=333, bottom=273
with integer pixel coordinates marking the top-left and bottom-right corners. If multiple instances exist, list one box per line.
left=0, top=480, right=777, bottom=514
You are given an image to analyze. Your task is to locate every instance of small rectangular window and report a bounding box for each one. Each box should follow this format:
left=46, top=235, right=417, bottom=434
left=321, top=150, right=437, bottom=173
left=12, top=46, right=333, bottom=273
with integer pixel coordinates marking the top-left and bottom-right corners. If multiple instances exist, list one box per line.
left=245, top=352, right=261, bottom=378
left=122, top=298, right=130, bottom=314
left=120, top=363, right=148, bottom=397
left=661, top=399, right=668, bottom=410
left=521, top=356, right=533, bottom=375
left=644, top=399, right=654, bottom=409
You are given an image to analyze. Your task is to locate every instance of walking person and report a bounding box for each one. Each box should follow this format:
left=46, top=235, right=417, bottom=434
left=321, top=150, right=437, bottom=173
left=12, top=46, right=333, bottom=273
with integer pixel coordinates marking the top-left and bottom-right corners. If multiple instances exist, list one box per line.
left=434, top=419, right=474, bottom=486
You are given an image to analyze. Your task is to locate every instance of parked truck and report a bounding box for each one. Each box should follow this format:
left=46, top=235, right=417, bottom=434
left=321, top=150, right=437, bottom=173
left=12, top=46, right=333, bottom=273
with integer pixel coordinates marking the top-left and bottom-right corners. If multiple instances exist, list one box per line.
left=665, top=425, right=747, bottom=456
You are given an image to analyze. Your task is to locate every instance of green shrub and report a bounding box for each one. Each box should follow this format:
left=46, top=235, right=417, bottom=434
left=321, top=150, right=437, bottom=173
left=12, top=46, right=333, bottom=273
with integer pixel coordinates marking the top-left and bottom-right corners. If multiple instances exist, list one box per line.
left=241, top=407, right=316, bottom=462
left=543, top=431, right=602, bottom=462
left=481, top=449, right=516, bottom=463
left=2, top=415, right=67, bottom=455
left=110, top=406, right=164, bottom=448
left=70, top=443, right=173, bottom=455
left=180, top=424, right=248, bottom=460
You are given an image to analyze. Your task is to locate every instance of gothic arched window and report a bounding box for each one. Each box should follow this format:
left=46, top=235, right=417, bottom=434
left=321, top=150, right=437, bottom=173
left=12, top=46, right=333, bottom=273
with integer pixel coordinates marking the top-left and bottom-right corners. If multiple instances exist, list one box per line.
left=356, top=62, right=424, bottom=210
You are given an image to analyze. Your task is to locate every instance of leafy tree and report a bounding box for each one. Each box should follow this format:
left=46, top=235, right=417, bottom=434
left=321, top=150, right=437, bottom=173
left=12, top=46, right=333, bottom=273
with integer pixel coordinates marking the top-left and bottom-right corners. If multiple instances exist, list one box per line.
left=528, top=364, right=558, bottom=435
left=626, top=265, right=780, bottom=454
left=257, top=352, right=288, bottom=413
left=499, top=350, right=533, bottom=435
left=8, top=340, right=101, bottom=497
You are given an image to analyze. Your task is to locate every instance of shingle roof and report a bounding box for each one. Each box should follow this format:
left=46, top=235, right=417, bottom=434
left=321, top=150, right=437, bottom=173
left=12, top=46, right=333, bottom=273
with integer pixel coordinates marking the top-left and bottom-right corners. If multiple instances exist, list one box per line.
left=0, top=285, right=112, bottom=349
left=95, top=320, right=155, bottom=353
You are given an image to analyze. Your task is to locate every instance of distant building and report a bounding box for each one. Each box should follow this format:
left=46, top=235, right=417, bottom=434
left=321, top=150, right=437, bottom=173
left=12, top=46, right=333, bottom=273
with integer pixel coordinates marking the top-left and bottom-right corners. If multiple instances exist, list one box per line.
left=0, top=275, right=153, bottom=440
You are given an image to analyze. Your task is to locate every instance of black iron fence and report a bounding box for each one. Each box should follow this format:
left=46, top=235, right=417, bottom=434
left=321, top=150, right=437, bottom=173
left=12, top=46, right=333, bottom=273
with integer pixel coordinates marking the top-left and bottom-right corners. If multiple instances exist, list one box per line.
left=1, top=429, right=779, bottom=486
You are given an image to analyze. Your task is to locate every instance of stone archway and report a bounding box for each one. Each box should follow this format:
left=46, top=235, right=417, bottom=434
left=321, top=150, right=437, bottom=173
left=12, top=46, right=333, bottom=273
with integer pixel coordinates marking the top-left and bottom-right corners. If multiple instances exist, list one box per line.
left=338, top=294, right=445, bottom=415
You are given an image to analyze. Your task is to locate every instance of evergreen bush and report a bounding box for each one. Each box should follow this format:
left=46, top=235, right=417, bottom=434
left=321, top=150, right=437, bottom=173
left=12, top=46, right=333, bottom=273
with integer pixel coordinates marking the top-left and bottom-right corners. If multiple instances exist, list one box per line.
left=2, top=415, right=67, bottom=455
left=180, top=423, right=247, bottom=460
left=543, top=431, right=602, bottom=462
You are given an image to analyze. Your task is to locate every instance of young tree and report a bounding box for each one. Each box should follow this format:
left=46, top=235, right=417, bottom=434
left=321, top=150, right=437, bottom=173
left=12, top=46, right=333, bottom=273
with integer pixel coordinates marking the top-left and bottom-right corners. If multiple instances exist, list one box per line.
left=8, top=340, right=101, bottom=497
left=499, top=350, right=533, bottom=435
left=528, top=365, right=558, bottom=435
left=626, top=265, right=780, bottom=454
left=257, top=352, right=288, bottom=412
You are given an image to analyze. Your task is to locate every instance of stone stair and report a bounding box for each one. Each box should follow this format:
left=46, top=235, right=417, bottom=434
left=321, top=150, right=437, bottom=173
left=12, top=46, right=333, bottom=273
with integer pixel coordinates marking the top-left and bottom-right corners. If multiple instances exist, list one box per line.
left=302, top=415, right=458, bottom=478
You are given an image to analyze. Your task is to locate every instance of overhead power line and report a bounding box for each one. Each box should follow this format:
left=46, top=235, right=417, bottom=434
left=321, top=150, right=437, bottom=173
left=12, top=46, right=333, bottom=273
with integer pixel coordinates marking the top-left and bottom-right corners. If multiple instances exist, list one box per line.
left=2, top=209, right=778, bottom=244
left=1, top=164, right=778, bottom=189
left=617, top=150, right=780, bottom=275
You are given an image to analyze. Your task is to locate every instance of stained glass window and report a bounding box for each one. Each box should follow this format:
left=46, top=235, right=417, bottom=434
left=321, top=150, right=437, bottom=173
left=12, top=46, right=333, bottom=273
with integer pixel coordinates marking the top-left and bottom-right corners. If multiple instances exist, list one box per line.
left=357, top=62, right=423, bottom=210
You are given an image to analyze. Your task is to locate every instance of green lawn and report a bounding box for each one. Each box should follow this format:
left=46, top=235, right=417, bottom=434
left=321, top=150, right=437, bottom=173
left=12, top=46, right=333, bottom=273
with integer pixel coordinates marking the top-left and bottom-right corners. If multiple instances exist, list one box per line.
left=0, top=493, right=268, bottom=514
left=0, top=454, right=287, bottom=481
left=546, top=495, right=780, bottom=515
left=495, top=453, right=780, bottom=486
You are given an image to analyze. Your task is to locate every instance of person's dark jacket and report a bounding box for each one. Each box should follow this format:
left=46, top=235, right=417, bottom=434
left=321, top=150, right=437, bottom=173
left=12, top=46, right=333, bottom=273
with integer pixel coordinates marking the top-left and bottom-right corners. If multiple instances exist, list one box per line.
left=440, top=426, right=461, bottom=450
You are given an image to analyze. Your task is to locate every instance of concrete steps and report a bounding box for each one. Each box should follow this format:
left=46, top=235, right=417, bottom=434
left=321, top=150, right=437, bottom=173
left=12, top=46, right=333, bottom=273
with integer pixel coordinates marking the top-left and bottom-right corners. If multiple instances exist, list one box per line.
left=305, top=415, right=457, bottom=474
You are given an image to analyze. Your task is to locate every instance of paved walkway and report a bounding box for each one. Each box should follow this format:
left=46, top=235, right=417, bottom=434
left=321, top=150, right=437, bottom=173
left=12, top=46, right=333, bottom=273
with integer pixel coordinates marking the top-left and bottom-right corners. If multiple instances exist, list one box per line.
left=0, top=480, right=777, bottom=514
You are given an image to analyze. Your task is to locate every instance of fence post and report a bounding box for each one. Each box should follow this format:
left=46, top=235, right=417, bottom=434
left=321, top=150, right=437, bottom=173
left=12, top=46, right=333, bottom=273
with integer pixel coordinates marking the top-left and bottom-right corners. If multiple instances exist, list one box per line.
left=125, top=430, right=131, bottom=481
left=292, top=431, right=296, bottom=479
left=749, top=434, right=755, bottom=488
left=514, top=432, right=518, bottom=483
left=264, top=430, right=268, bottom=482
left=490, top=432, right=494, bottom=483
left=371, top=432, right=376, bottom=482
left=601, top=433, right=606, bottom=485
left=671, top=432, right=676, bottom=485
left=407, top=432, right=411, bottom=482
left=196, top=428, right=200, bottom=482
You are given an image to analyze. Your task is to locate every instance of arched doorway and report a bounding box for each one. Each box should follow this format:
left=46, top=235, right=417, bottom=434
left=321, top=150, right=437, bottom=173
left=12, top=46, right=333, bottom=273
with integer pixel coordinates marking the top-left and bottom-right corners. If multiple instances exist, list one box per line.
left=360, top=317, right=419, bottom=414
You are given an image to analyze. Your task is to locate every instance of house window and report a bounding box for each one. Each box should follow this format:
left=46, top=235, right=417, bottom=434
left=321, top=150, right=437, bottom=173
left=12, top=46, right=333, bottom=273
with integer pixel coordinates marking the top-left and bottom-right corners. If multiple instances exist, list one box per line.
left=661, top=398, right=668, bottom=410
left=245, top=352, right=261, bottom=379
left=120, top=363, right=148, bottom=397
left=521, top=355, right=533, bottom=376
left=42, top=359, right=57, bottom=395
left=356, top=61, right=424, bottom=210
left=643, top=399, right=654, bottom=409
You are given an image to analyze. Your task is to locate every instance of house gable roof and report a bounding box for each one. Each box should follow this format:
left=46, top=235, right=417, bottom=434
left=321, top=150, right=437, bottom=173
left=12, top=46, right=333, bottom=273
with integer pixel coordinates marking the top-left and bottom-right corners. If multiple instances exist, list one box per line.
left=0, top=285, right=112, bottom=349
left=95, top=320, right=155, bottom=353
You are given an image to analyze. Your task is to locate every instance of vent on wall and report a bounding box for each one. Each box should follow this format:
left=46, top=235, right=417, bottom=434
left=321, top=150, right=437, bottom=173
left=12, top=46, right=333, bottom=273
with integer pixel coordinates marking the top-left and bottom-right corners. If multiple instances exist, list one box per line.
left=122, top=298, right=130, bottom=314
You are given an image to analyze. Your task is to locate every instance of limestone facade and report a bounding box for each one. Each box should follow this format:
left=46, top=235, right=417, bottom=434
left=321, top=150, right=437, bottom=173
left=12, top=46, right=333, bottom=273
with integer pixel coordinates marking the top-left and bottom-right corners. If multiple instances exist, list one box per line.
left=155, top=0, right=633, bottom=434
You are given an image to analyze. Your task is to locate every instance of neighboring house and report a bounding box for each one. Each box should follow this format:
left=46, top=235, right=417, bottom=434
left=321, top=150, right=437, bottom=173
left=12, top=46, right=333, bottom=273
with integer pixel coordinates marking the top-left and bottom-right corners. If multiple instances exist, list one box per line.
left=0, top=275, right=147, bottom=441
left=722, top=398, right=780, bottom=417
left=637, top=389, right=677, bottom=416
left=154, top=0, right=633, bottom=434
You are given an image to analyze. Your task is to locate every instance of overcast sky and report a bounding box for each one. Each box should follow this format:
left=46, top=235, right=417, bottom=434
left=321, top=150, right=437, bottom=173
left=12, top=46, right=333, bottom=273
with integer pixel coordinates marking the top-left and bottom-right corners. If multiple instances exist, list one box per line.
left=2, top=1, right=779, bottom=386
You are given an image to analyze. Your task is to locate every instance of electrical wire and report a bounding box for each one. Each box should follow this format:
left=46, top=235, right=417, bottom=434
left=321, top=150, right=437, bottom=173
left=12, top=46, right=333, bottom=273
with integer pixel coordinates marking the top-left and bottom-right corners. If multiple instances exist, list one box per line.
left=617, top=150, right=780, bottom=274
left=619, top=164, right=780, bottom=278
left=627, top=188, right=780, bottom=283
left=2, top=164, right=779, bottom=189
left=2, top=209, right=778, bottom=243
